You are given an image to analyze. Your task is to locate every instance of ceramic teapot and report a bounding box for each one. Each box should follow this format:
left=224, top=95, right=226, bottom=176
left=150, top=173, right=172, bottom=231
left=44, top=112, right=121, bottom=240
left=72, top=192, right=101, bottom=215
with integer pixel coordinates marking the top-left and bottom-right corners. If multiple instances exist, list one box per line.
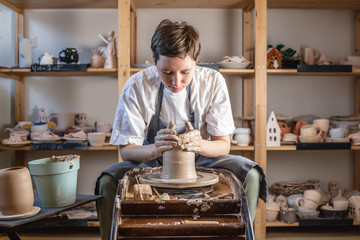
left=59, top=48, right=79, bottom=64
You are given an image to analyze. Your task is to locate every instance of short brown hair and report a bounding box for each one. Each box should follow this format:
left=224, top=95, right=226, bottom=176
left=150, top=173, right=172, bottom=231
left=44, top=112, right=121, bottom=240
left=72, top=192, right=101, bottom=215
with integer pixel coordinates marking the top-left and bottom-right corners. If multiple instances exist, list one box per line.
left=151, top=19, right=201, bottom=63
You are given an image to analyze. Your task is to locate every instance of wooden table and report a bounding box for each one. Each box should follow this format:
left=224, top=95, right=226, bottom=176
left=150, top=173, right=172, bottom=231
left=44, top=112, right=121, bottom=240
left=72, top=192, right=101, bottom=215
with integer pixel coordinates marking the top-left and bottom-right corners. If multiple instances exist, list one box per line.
left=111, top=167, right=254, bottom=240
left=0, top=191, right=102, bottom=240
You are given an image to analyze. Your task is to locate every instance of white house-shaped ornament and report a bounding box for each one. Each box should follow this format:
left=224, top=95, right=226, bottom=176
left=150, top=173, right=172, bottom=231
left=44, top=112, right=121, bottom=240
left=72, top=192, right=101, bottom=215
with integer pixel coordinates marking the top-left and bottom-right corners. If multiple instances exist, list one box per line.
left=267, top=111, right=281, bottom=147
left=349, top=196, right=360, bottom=222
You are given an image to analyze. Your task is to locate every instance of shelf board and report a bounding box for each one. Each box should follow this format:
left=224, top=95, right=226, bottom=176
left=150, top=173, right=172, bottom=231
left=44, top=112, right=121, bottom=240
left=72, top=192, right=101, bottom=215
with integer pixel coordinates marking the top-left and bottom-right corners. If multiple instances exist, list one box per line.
left=266, top=220, right=299, bottom=227
left=2, top=0, right=360, bottom=11
left=268, top=68, right=360, bottom=76
left=230, top=144, right=254, bottom=151
left=130, top=67, right=255, bottom=76
left=0, top=68, right=117, bottom=77
left=0, top=143, right=117, bottom=151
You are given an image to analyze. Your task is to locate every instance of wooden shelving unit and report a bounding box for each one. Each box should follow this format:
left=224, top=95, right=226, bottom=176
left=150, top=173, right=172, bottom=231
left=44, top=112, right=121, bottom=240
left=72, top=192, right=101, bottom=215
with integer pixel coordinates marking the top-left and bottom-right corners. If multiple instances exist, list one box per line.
left=1, top=0, right=360, bottom=239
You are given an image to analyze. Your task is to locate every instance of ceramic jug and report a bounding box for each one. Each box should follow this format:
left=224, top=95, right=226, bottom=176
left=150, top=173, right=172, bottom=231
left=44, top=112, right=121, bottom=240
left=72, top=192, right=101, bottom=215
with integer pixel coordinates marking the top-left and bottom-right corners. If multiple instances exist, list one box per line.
left=231, top=128, right=251, bottom=146
left=0, top=167, right=34, bottom=215
left=18, top=34, right=38, bottom=68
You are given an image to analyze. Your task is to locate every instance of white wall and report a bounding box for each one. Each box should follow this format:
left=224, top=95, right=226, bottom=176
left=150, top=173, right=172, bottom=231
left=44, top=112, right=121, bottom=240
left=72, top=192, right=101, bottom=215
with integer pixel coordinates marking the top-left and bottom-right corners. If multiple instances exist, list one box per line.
left=0, top=7, right=355, bottom=194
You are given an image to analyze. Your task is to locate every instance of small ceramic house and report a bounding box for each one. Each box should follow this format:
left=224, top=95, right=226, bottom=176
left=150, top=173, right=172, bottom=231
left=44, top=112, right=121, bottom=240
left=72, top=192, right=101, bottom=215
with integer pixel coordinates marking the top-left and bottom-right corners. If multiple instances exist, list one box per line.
left=267, top=111, right=281, bottom=147
left=267, top=47, right=283, bottom=69
left=349, top=196, right=360, bottom=222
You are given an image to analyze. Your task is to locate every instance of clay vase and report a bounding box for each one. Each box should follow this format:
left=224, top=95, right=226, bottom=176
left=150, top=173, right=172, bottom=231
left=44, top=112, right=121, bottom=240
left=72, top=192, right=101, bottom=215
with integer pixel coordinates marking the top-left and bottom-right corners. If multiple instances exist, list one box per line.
left=0, top=166, right=34, bottom=215
left=161, top=146, right=196, bottom=183
left=90, top=49, right=105, bottom=68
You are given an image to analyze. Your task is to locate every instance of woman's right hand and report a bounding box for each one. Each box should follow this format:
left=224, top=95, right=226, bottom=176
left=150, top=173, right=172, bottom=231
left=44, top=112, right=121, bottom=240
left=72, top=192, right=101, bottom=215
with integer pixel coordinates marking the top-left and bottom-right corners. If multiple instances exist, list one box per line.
left=154, top=120, right=178, bottom=156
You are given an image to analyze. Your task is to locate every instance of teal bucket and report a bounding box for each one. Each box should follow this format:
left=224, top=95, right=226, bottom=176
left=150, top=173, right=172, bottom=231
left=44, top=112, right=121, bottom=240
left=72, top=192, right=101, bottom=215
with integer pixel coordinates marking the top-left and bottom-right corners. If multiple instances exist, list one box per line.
left=28, top=156, right=80, bottom=208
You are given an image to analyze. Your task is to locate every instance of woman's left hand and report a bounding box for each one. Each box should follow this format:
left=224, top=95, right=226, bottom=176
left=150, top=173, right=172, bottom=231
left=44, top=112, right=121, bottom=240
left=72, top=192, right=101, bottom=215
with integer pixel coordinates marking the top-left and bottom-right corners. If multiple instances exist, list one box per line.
left=178, top=121, right=202, bottom=153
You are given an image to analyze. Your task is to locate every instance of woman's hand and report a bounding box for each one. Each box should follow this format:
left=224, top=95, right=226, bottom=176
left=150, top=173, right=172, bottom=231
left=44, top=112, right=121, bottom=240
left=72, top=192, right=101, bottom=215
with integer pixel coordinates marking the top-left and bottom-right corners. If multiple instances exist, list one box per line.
left=154, top=120, right=178, bottom=157
left=178, top=121, right=202, bottom=153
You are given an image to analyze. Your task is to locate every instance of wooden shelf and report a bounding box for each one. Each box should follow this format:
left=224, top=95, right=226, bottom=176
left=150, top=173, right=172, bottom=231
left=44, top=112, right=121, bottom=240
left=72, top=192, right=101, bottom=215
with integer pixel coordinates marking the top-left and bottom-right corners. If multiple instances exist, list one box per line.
left=0, top=68, right=117, bottom=77
left=268, top=68, right=360, bottom=76
left=130, top=68, right=255, bottom=76
left=230, top=144, right=255, bottom=151
left=0, top=143, right=117, bottom=151
left=266, top=220, right=299, bottom=227
left=2, top=0, right=360, bottom=12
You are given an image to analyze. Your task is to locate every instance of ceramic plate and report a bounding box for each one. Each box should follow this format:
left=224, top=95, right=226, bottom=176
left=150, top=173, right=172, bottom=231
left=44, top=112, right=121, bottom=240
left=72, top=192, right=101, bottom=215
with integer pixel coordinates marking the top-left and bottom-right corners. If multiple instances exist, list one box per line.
left=62, top=137, right=87, bottom=142
left=217, top=61, right=250, bottom=69
left=0, top=206, right=40, bottom=220
left=2, top=140, right=32, bottom=147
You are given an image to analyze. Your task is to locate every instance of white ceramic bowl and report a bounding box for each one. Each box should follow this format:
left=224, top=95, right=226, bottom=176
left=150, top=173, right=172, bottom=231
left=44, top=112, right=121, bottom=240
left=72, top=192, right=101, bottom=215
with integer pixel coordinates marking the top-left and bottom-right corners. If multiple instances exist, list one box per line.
left=87, top=132, right=106, bottom=147
left=217, top=61, right=250, bottom=69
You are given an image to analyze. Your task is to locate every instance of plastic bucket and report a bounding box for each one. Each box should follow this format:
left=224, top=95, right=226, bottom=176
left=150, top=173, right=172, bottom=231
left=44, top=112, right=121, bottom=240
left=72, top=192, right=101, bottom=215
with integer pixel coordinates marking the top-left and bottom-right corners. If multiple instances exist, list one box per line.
left=28, top=155, right=80, bottom=207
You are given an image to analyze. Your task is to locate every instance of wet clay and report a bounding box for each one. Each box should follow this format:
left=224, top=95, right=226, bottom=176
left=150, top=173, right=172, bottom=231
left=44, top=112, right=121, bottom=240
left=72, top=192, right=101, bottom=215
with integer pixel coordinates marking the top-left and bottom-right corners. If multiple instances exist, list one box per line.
left=161, top=146, right=196, bottom=182
left=0, top=167, right=34, bottom=215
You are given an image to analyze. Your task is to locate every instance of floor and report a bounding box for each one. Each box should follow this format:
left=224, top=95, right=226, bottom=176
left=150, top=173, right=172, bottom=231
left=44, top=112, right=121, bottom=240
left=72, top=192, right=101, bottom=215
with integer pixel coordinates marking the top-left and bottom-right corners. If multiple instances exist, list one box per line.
left=1, top=227, right=360, bottom=240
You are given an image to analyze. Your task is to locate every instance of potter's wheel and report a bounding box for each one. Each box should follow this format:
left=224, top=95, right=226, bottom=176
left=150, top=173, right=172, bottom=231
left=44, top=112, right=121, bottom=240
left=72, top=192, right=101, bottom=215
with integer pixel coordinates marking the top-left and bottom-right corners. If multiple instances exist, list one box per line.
left=139, top=171, right=219, bottom=189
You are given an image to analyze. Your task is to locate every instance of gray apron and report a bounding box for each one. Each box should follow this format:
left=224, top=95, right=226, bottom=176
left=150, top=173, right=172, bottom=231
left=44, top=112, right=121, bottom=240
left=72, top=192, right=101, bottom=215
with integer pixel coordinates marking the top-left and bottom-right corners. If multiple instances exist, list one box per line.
left=96, top=82, right=267, bottom=202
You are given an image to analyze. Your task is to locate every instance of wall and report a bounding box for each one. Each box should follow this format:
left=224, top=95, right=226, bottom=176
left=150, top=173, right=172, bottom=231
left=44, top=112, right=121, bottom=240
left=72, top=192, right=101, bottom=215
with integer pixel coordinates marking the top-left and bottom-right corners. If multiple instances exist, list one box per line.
left=0, top=6, right=355, bottom=195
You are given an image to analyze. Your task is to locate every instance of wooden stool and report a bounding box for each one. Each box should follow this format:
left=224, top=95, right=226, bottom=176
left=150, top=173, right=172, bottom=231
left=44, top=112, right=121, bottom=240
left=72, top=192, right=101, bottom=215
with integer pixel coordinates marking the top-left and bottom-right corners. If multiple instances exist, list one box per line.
left=111, top=167, right=253, bottom=240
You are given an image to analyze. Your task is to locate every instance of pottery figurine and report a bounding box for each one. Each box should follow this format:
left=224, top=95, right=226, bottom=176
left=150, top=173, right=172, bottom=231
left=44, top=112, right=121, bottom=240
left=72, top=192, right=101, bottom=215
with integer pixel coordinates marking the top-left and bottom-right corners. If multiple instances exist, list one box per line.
left=0, top=166, right=34, bottom=215
left=90, top=49, right=105, bottom=68
left=76, top=113, right=88, bottom=127
left=40, top=52, right=54, bottom=65
left=99, top=30, right=117, bottom=69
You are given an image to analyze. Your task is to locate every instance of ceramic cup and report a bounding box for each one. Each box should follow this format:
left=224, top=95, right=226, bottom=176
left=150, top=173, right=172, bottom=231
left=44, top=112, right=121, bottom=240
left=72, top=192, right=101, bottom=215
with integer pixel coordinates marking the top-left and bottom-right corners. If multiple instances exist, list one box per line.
left=287, top=194, right=303, bottom=209
left=231, top=128, right=251, bottom=146
left=300, top=125, right=322, bottom=137
left=87, top=132, right=106, bottom=147
left=313, top=119, right=330, bottom=132
left=329, top=128, right=348, bottom=139
left=303, top=189, right=322, bottom=203
left=280, top=208, right=296, bottom=223
left=333, top=199, right=349, bottom=210
left=295, top=197, right=319, bottom=210
left=293, top=120, right=309, bottom=135
left=278, top=122, right=291, bottom=137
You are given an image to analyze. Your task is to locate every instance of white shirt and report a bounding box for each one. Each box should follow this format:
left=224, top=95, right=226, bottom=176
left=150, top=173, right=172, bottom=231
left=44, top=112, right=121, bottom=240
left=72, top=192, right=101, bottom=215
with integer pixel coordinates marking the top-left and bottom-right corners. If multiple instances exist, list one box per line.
left=110, top=65, right=235, bottom=145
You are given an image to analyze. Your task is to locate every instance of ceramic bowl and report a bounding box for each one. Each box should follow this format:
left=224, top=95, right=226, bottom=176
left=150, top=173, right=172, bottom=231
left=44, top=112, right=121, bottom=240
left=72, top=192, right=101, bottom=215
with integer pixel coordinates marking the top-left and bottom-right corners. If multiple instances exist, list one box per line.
left=217, top=61, right=250, bottom=69
left=320, top=208, right=349, bottom=219
left=31, top=124, right=48, bottom=133
left=298, top=135, right=322, bottom=143
left=87, top=132, right=106, bottom=147
left=266, top=209, right=279, bottom=221
left=296, top=209, right=319, bottom=219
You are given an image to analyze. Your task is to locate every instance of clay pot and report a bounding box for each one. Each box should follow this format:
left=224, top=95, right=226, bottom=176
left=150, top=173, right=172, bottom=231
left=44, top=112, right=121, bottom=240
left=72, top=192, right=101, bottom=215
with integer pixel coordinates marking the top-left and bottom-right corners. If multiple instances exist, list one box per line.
left=278, top=122, right=291, bottom=137
left=293, top=120, right=309, bottom=135
left=90, top=49, right=105, bottom=68
left=161, top=146, right=196, bottom=182
left=0, top=166, right=34, bottom=215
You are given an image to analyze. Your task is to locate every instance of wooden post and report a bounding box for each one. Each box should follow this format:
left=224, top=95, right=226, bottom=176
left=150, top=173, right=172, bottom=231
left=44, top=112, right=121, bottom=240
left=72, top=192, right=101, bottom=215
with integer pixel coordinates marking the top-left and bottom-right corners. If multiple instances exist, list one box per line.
left=242, top=9, right=254, bottom=161
left=354, top=11, right=360, bottom=191
left=254, top=0, right=267, bottom=239
left=117, top=0, right=131, bottom=162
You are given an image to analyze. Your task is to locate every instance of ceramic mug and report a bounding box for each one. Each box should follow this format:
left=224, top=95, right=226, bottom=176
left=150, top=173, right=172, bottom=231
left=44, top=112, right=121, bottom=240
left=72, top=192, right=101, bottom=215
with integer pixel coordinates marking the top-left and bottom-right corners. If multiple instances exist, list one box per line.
left=287, top=194, right=303, bottom=209
left=300, top=125, right=322, bottom=137
left=231, top=128, right=251, bottom=146
left=87, top=132, right=106, bottom=147
left=295, top=197, right=319, bottom=210
left=313, top=119, right=330, bottom=132
left=48, top=113, right=76, bottom=131
left=303, top=189, right=322, bottom=203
